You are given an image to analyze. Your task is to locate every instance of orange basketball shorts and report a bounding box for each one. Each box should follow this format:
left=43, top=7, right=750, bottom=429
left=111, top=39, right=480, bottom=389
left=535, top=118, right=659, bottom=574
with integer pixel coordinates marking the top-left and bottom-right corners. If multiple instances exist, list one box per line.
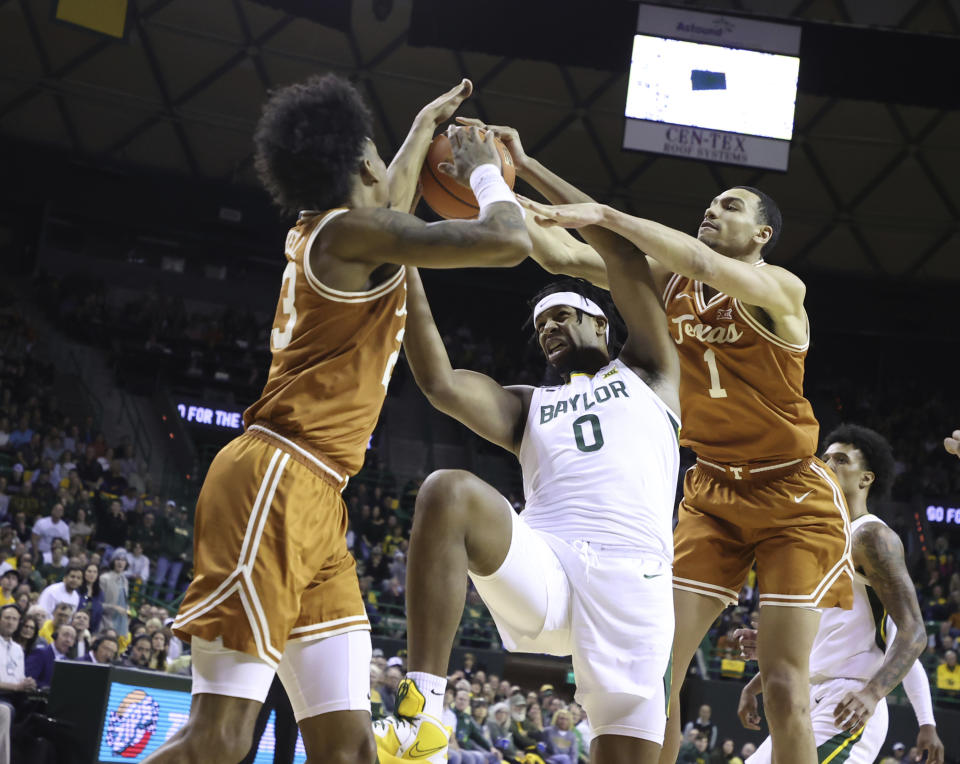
left=172, top=428, right=368, bottom=669
left=672, top=456, right=854, bottom=609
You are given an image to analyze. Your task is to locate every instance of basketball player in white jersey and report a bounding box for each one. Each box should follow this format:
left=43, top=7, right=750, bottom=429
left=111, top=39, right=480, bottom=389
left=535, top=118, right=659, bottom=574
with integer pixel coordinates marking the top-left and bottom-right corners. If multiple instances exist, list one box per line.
left=374, top=238, right=681, bottom=762
left=736, top=424, right=943, bottom=764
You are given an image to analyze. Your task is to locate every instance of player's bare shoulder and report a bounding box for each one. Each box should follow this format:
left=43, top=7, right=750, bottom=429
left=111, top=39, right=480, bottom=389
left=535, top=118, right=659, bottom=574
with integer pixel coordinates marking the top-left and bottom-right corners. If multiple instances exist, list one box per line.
left=306, top=207, right=402, bottom=294
left=852, top=519, right=906, bottom=582
left=739, top=262, right=808, bottom=347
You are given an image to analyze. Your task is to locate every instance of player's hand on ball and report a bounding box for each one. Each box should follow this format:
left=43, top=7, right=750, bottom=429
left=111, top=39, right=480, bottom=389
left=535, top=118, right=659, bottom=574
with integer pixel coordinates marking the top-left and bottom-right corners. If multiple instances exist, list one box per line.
left=738, top=685, right=762, bottom=730
left=916, top=724, right=944, bottom=764
left=437, top=125, right=501, bottom=186
left=944, top=430, right=960, bottom=459
left=833, top=687, right=879, bottom=732
left=457, top=117, right=530, bottom=173
left=517, top=197, right=605, bottom=228
left=733, top=627, right=758, bottom=660
left=418, top=79, right=473, bottom=127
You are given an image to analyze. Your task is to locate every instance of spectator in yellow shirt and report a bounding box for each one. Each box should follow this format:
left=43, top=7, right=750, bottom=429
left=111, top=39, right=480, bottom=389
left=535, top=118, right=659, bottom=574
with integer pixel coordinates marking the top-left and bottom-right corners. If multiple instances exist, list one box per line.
left=0, top=569, right=18, bottom=606
left=936, top=649, right=960, bottom=696
left=38, top=601, right=74, bottom=644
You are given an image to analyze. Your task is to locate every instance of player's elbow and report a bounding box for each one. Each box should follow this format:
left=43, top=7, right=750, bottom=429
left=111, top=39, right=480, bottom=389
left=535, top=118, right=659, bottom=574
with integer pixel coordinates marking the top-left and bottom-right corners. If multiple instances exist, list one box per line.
left=905, top=620, right=928, bottom=658
left=414, top=371, right=456, bottom=408
left=688, top=243, right=715, bottom=282
left=494, top=230, right=532, bottom=267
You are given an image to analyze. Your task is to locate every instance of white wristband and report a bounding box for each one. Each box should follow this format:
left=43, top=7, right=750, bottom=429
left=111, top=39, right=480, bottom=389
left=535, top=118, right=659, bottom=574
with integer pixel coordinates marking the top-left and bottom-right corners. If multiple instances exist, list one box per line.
left=469, top=164, right=524, bottom=216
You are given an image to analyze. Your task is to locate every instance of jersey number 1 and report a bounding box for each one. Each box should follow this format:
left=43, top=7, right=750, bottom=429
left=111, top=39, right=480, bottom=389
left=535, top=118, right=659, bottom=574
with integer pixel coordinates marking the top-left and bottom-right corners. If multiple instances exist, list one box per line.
left=703, top=348, right=728, bottom=399
left=573, top=414, right=604, bottom=452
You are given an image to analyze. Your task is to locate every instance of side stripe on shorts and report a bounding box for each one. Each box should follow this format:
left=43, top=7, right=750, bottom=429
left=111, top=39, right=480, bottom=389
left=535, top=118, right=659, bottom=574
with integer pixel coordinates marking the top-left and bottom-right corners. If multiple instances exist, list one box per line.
left=817, top=725, right=865, bottom=764
left=663, top=650, right=673, bottom=716
left=759, top=462, right=854, bottom=607
left=173, top=448, right=290, bottom=668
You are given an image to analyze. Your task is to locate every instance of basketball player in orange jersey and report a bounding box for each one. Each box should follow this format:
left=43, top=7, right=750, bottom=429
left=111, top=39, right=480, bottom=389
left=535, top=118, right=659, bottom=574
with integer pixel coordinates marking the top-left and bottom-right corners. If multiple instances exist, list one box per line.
left=454, top=116, right=852, bottom=764
left=145, top=77, right=530, bottom=764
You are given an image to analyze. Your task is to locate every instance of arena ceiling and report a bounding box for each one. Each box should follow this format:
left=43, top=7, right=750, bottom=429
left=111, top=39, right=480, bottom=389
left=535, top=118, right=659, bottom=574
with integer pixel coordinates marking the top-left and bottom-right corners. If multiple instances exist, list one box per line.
left=1, top=0, right=959, bottom=282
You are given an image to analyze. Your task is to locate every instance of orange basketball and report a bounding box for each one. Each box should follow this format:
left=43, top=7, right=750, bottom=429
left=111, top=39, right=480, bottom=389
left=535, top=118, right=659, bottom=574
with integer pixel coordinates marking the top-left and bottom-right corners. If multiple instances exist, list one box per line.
left=419, top=132, right=516, bottom=220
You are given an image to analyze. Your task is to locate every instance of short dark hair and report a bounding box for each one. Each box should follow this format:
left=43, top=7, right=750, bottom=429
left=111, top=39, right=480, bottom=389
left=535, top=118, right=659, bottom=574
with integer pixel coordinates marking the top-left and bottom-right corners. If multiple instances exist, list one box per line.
left=527, top=277, right=626, bottom=361
left=65, top=564, right=83, bottom=577
left=93, top=635, right=119, bottom=651
left=823, top=423, right=896, bottom=499
left=733, top=186, right=782, bottom=257
left=253, top=73, right=374, bottom=214
left=0, top=604, right=21, bottom=619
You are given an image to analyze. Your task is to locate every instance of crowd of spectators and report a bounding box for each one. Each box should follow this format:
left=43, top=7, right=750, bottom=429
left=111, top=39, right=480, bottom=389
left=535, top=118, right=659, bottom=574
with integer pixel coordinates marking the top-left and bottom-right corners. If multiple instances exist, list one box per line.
left=807, top=376, right=960, bottom=502
left=912, top=534, right=960, bottom=705
left=370, top=651, right=591, bottom=764
left=0, top=307, right=195, bottom=706
left=40, top=271, right=273, bottom=401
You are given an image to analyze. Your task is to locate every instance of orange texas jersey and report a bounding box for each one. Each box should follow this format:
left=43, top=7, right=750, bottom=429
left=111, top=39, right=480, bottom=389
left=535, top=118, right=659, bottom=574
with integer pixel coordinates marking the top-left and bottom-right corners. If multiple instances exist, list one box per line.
left=244, top=209, right=406, bottom=476
left=662, top=267, right=818, bottom=466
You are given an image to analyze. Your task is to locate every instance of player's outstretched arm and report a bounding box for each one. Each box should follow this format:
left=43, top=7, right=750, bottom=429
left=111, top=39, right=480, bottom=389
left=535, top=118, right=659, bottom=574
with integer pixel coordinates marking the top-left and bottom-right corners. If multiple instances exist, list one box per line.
left=522, top=198, right=680, bottom=414
left=834, top=522, right=927, bottom=732
left=403, top=268, right=531, bottom=454
left=526, top=201, right=806, bottom=325
left=458, top=117, right=669, bottom=292
left=526, top=216, right=610, bottom=289
left=388, top=79, right=473, bottom=213
left=901, top=661, right=943, bottom=764
left=327, top=127, right=531, bottom=269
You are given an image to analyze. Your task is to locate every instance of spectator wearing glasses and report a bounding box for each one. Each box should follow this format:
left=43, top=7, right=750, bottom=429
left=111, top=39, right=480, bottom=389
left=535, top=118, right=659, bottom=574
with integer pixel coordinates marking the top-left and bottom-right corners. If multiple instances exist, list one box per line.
left=38, top=601, right=74, bottom=645
left=85, top=635, right=119, bottom=665
left=25, top=623, right=75, bottom=689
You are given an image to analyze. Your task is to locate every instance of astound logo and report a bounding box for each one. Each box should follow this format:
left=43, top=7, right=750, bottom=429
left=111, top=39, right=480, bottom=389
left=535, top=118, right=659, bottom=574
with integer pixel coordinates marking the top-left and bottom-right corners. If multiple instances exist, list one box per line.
left=675, top=17, right=735, bottom=37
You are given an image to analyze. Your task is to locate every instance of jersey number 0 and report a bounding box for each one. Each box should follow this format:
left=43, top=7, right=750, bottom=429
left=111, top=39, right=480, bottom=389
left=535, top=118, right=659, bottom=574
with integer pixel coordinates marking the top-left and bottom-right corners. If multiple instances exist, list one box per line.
left=572, top=414, right=604, bottom=452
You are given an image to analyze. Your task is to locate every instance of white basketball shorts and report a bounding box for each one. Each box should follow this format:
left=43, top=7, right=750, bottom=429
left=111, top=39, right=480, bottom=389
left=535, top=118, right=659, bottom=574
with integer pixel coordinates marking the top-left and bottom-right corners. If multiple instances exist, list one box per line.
left=469, top=508, right=674, bottom=743
left=747, top=677, right=888, bottom=764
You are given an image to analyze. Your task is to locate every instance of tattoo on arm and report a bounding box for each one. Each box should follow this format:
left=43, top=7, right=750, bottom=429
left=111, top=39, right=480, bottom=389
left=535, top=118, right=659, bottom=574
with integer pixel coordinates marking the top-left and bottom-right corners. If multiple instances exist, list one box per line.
left=385, top=204, right=525, bottom=247
left=858, top=523, right=927, bottom=697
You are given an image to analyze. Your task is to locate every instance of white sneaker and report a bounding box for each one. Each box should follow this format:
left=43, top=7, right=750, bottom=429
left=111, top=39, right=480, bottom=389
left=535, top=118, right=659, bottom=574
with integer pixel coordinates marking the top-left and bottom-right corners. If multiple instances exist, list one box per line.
left=372, top=678, right=449, bottom=762
left=373, top=714, right=448, bottom=762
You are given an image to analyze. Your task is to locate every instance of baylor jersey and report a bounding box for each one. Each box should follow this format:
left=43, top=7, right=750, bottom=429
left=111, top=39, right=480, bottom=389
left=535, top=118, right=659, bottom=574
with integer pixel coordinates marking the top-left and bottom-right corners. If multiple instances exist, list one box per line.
left=809, top=514, right=890, bottom=682
left=518, top=358, right=680, bottom=561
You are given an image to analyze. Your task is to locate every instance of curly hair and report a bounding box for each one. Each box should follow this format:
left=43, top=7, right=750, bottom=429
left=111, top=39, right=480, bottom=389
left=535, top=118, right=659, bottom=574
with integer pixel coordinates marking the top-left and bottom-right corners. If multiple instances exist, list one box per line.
left=732, top=186, right=782, bottom=257
left=822, top=423, right=896, bottom=498
left=253, top=73, right=374, bottom=215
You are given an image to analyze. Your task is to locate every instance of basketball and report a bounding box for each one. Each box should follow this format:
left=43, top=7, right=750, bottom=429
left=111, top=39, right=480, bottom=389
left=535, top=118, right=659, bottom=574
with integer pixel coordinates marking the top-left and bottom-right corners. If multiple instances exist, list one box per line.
left=419, top=132, right=516, bottom=220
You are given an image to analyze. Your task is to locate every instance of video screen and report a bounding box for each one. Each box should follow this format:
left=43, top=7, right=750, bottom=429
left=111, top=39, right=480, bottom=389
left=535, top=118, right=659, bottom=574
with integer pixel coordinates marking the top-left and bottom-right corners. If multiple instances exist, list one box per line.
left=625, top=34, right=800, bottom=141
left=98, top=681, right=306, bottom=763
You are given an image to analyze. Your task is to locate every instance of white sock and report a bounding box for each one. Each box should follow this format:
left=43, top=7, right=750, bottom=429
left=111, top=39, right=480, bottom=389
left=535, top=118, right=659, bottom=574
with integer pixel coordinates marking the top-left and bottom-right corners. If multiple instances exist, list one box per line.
left=405, top=671, right=446, bottom=719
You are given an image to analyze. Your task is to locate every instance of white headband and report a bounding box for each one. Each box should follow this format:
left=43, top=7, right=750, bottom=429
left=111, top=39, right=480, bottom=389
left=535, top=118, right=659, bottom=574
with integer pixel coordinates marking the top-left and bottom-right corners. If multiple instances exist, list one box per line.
left=533, top=292, right=609, bottom=341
